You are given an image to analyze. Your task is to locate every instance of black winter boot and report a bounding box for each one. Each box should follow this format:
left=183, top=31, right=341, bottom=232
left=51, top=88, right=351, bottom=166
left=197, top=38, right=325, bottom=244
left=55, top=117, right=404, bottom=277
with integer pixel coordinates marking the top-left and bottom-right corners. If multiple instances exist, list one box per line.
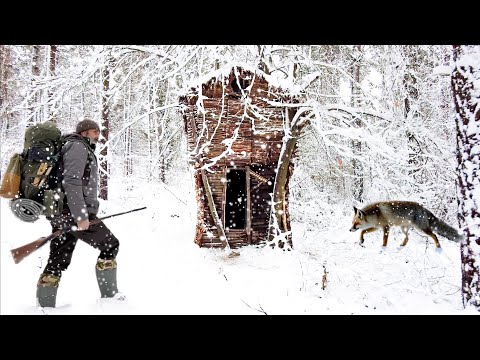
left=95, top=258, right=119, bottom=298
left=36, top=273, right=60, bottom=308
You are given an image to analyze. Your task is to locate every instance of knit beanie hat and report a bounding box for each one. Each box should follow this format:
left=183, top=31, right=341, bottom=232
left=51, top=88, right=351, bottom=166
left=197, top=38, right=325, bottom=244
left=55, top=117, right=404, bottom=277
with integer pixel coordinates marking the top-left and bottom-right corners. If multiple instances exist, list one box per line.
left=76, top=118, right=100, bottom=134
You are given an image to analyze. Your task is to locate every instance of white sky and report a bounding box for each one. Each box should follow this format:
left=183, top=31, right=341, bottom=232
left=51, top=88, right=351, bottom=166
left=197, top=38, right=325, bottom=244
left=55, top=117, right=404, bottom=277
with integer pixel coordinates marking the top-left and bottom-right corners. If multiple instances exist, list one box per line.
left=1, top=174, right=476, bottom=315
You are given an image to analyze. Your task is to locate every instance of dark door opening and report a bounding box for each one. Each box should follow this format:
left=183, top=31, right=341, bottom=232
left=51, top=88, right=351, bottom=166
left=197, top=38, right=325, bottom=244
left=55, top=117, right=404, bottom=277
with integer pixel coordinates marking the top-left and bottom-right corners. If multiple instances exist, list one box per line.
left=225, top=169, right=246, bottom=230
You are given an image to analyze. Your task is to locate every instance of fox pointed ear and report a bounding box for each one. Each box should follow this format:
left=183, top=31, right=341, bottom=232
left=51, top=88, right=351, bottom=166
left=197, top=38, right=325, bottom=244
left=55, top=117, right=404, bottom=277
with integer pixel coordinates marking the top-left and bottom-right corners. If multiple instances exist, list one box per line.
left=357, top=209, right=365, bottom=219
left=353, top=206, right=358, bottom=213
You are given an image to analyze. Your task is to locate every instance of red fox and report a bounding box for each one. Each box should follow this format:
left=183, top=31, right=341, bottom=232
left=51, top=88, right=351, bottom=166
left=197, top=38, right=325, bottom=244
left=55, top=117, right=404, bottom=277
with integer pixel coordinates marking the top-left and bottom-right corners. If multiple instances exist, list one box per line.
left=349, top=201, right=463, bottom=248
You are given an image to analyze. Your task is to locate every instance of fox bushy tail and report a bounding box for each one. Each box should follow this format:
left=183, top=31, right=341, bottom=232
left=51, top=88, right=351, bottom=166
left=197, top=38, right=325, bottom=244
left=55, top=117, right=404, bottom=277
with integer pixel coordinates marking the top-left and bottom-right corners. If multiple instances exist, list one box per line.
left=430, top=216, right=463, bottom=242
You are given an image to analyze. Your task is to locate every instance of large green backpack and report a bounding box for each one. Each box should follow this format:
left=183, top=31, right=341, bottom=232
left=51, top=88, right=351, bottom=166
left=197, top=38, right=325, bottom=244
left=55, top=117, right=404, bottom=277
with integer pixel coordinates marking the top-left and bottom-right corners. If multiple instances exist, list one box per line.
left=1, top=120, right=68, bottom=221
left=20, top=121, right=63, bottom=202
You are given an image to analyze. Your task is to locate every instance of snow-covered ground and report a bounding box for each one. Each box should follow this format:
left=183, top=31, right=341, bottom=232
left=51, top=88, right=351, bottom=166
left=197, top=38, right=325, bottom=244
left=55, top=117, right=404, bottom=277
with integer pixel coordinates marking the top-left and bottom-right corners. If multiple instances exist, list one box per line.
left=0, top=175, right=477, bottom=315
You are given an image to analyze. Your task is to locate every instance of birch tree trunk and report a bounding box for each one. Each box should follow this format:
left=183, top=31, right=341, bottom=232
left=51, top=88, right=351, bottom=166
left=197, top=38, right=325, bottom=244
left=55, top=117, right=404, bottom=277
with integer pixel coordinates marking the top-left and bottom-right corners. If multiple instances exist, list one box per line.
left=350, top=45, right=364, bottom=203
left=451, top=44, right=480, bottom=310
left=123, top=77, right=132, bottom=177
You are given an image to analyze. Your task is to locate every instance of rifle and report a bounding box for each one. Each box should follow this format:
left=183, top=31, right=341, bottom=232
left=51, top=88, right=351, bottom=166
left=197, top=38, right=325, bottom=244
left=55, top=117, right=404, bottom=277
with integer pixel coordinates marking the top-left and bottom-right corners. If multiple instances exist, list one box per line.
left=10, top=206, right=147, bottom=264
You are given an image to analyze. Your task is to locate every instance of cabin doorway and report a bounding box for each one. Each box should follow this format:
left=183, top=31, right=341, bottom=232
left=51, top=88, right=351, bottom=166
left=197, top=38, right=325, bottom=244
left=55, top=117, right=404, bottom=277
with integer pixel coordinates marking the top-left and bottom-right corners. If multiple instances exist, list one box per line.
left=225, top=169, right=247, bottom=230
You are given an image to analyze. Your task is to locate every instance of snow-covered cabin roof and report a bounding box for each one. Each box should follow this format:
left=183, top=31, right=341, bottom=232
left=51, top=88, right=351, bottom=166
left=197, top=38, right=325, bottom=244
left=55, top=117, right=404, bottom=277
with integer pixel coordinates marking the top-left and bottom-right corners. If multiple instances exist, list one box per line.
left=179, top=63, right=301, bottom=106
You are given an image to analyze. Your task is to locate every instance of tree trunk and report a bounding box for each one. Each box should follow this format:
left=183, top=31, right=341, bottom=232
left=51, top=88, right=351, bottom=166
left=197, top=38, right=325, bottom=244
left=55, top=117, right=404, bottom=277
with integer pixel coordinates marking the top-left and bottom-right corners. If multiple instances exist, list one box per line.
left=160, top=157, right=166, bottom=183
left=99, top=49, right=113, bottom=200
left=156, top=81, right=168, bottom=183
left=256, top=45, right=271, bottom=75
left=0, top=45, right=11, bottom=109
left=267, top=108, right=299, bottom=248
left=125, top=127, right=132, bottom=176
left=0, top=45, right=12, bottom=168
left=148, top=82, right=155, bottom=182
left=351, top=45, right=364, bottom=203
left=451, top=45, right=480, bottom=310
left=32, top=45, right=41, bottom=77
left=47, top=45, right=57, bottom=122
left=30, top=45, right=42, bottom=125
left=123, top=78, right=132, bottom=177
left=49, top=45, right=57, bottom=75
left=403, top=45, right=423, bottom=179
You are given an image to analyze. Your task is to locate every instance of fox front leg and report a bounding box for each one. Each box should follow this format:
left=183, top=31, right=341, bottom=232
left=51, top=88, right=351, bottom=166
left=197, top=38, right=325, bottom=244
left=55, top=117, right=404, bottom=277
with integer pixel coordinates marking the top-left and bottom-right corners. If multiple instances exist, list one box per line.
left=360, top=228, right=378, bottom=246
left=382, top=226, right=390, bottom=247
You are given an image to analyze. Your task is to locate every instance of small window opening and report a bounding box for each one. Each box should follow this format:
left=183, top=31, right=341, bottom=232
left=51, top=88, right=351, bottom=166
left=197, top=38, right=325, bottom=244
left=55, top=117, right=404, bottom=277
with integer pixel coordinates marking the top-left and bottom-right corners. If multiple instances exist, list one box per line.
left=231, top=77, right=250, bottom=94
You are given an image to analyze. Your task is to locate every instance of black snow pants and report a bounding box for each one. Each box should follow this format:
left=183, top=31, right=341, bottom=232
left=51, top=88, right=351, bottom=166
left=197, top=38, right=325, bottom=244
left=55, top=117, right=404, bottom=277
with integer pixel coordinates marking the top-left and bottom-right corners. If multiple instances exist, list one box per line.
left=43, top=210, right=120, bottom=278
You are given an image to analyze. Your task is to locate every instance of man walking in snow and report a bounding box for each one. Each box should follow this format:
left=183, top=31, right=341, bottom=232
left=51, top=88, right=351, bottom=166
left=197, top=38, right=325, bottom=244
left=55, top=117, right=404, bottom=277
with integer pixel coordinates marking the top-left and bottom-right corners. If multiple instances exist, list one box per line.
left=36, top=118, right=124, bottom=308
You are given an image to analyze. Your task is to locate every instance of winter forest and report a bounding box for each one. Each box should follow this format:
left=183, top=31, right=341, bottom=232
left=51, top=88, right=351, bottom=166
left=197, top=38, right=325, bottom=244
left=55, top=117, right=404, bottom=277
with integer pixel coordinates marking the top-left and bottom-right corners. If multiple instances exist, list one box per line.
left=0, top=45, right=479, bottom=314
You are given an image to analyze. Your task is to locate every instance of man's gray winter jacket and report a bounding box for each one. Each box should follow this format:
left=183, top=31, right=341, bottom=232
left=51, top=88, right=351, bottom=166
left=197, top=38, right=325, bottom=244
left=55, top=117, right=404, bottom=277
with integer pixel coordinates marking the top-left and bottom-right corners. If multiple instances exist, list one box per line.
left=61, top=133, right=99, bottom=221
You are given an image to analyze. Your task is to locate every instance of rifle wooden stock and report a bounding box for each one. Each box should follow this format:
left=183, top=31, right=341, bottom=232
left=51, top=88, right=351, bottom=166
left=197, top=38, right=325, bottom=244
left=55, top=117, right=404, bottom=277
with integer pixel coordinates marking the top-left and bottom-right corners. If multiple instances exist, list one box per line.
left=10, top=206, right=146, bottom=264
left=11, top=232, right=60, bottom=264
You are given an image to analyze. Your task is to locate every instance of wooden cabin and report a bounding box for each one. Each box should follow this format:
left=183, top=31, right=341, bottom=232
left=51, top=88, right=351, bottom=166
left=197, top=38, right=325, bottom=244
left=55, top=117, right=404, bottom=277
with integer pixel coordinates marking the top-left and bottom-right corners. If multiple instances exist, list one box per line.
left=180, top=66, right=301, bottom=248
